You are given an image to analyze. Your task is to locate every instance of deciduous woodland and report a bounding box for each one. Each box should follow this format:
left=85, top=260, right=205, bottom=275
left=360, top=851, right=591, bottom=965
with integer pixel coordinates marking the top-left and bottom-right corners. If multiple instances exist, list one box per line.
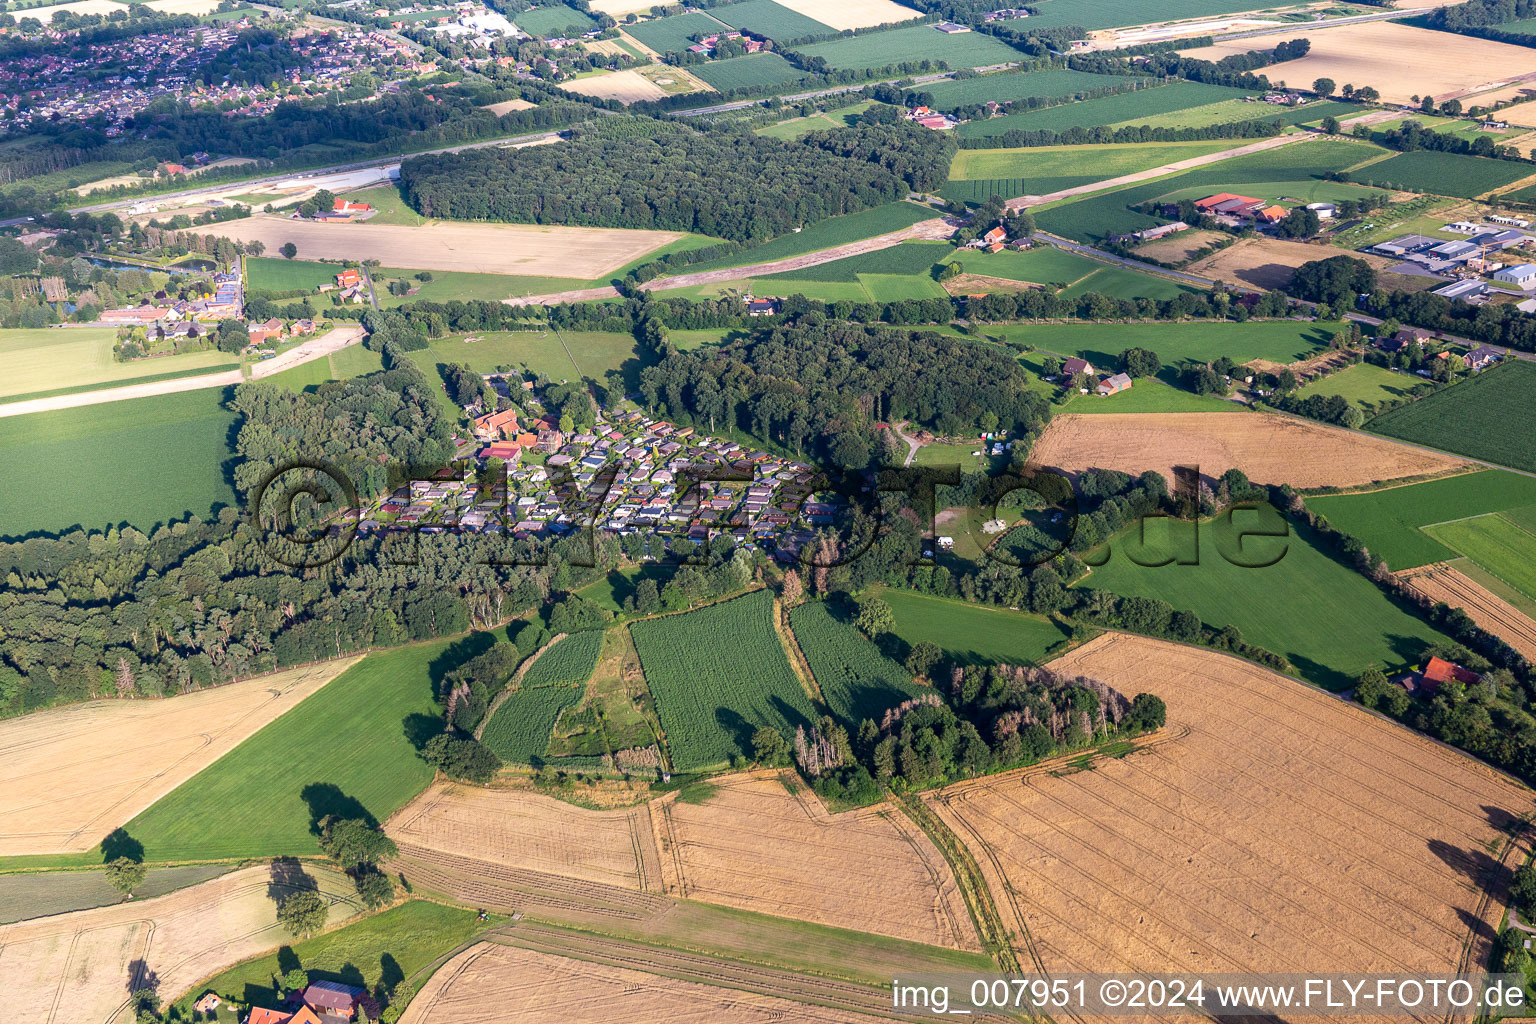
left=398, top=118, right=955, bottom=241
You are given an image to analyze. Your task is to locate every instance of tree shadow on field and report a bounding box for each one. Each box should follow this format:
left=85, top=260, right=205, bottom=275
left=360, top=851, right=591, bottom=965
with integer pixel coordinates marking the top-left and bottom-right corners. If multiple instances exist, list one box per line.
left=428, top=631, right=497, bottom=695
left=267, top=857, right=318, bottom=905
left=403, top=712, right=444, bottom=751
left=1428, top=838, right=1504, bottom=891
left=715, top=708, right=755, bottom=762
left=101, top=828, right=144, bottom=864
left=1458, top=906, right=1497, bottom=949
left=300, top=782, right=374, bottom=832
left=1484, top=804, right=1530, bottom=838
left=125, top=960, right=158, bottom=1000
left=277, top=946, right=303, bottom=977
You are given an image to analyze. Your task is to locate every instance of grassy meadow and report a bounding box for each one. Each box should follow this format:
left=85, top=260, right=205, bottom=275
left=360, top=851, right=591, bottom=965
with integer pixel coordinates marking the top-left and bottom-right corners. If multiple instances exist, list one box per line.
left=1424, top=513, right=1536, bottom=602
left=0, top=328, right=235, bottom=402
left=882, top=589, right=1073, bottom=667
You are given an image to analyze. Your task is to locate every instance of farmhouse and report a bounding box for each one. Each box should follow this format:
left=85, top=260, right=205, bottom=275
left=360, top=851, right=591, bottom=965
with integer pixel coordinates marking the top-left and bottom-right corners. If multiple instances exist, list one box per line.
left=100, top=305, right=170, bottom=326
left=473, top=407, right=519, bottom=440
left=1062, top=357, right=1096, bottom=377
left=747, top=297, right=782, bottom=316
left=331, top=198, right=372, bottom=215
left=1397, top=655, right=1481, bottom=697
left=1466, top=344, right=1504, bottom=370
left=335, top=268, right=362, bottom=289
left=304, top=980, right=369, bottom=1018
left=1493, top=262, right=1536, bottom=289
left=1193, top=193, right=1262, bottom=215
left=1096, top=372, right=1133, bottom=396
left=1255, top=205, right=1288, bottom=226
left=1377, top=327, right=1434, bottom=353
left=246, top=1008, right=323, bottom=1024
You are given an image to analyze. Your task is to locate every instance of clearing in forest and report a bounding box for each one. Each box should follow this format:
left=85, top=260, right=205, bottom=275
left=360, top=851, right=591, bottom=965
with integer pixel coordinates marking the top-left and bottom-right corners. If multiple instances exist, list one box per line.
left=0, top=659, right=359, bottom=857
left=929, top=633, right=1535, bottom=986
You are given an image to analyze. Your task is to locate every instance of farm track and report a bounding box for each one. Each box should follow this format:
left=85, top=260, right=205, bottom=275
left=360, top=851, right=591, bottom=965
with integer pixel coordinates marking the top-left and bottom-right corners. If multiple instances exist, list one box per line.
left=484, top=921, right=1018, bottom=1024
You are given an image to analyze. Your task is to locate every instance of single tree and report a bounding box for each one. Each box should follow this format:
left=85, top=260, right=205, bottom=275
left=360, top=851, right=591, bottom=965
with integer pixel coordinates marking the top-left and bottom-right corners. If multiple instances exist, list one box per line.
left=854, top=596, right=894, bottom=638
left=1312, top=77, right=1334, bottom=97
left=277, top=889, right=328, bottom=938
left=355, top=870, right=395, bottom=910
left=318, top=816, right=398, bottom=870
left=105, top=856, right=147, bottom=896
left=280, top=241, right=297, bottom=259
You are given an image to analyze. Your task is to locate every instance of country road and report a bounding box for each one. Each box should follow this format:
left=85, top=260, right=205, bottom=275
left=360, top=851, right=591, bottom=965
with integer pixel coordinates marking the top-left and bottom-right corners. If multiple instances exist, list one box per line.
left=0, top=325, right=366, bottom=419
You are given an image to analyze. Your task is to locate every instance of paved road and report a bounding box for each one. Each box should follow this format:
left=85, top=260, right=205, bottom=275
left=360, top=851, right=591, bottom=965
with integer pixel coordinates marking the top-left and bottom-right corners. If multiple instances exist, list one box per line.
left=1034, top=231, right=1224, bottom=289
left=0, top=325, right=366, bottom=419
left=1187, top=6, right=1415, bottom=45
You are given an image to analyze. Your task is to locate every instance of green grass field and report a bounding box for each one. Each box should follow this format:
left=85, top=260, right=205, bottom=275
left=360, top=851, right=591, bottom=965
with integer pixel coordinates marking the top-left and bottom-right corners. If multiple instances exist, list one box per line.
left=627, top=11, right=726, bottom=53
left=1001, top=320, right=1338, bottom=368
left=247, top=256, right=342, bottom=294
left=1105, top=98, right=1359, bottom=132
left=1424, top=513, right=1536, bottom=602
left=267, top=343, right=386, bottom=391
left=334, top=184, right=426, bottom=226
left=1035, top=137, right=1386, bottom=242
left=944, top=140, right=1239, bottom=204
left=1294, top=361, right=1419, bottom=412
left=124, top=640, right=453, bottom=861
left=755, top=100, right=873, bottom=140
left=1350, top=150, right=1535, bottom=199
left=629, top=590, right=815, bottom=770
left=711, top=0, right=833, bottom=39
left=0, top=864, right=232, bottom=925
left=1369, top=360, right=1536, bottom=473
left=788, top=599, right=927, bottom=725
left=692, top=51, right=809, bottom=92
left=0, top=328, right=236, bottom=402
left=1083, top=511, right=1450, bottom=690
left=1066, top=377, right=1238, bottom=413
left=1060, top=265, right=1200, bottom=301
left=1307, top=470, right=1536, bottom=571
left=405, top=329, right=647, bottom=389
left=674, top=202, right=935, bottom=276
left=882, top=589, right=1073, bottom=667
left=795, top=23, right=1024, bottom=72
left=859, top=272, right=948, bottom=301
left=958, top=81, right=1253, bottom=139
left=942, top=245, right=1103, bottom=285
left=480, top=683, right=585, bottom=763
left=181, top=901, right=486, bottom=1015
left=922, top=68, right=1140, bottom=109
left=515, top=3, right=598, bottom=36
left=0, top=387, right=239, bottom=537
left=762, top=241, right=950, bottom=283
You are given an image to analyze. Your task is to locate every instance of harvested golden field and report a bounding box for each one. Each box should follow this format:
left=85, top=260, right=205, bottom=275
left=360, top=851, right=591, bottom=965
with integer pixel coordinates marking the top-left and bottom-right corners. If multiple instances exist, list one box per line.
left=561, top=68, right=668, bottom=103
left=0, top=659, right=358, bottom=857
left=480, top=98, right=536, bottom=115
left=389, top=782, right=659, bottom=892
left=654, top=773, right=979, bottom=950
left=1030, top=412, right=1465, bottom=488
left=1180, top=22, right=1536, bottom=104
left=211, top=215, right=685, bottom=278
left=776, top=0, right=920, bottom=30
left=929, top=633, right=1535, bottom=988
left=1186, top=236, right=1400, bottom=291
left=400, top=942, right=895, bottom=1024
left=1399, top=562, right=1536, bottom=660
left=0, top=864, right=359, bottom=1024
left=26, top=0, right=127, bottom=22
left=590, top=0, right=657, bottom=13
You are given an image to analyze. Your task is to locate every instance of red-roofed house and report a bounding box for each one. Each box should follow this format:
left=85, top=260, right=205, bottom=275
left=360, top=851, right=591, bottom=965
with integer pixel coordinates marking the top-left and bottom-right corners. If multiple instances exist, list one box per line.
left=335, top=268, right=362, bottom=289
left=1062, top=357, right=1096, bottom=377
left=473, top=407, right=520, bottom=440
left=1399, top=656, right=1482, bottom=697
left=1194, top=192, right=1262, bottom=215
left=983, top=226, right=1007, bottom=245
left=1256, top=205, right=1288, bottom=225
left=332, top=198, right=372, bottom=214
left=303, top=979, right=367, bottom=1017
left=246, top=1008, right=324, bottom=1024
left=480, top=441, right=523, bottom=462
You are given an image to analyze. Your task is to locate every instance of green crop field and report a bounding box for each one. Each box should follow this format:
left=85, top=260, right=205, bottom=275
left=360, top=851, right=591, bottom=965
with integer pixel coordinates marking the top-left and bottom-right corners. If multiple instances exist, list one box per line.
left=124, top=640, right=451, bottom=861
left=1020, top=0, right=1291, bottom=30
left=0, top=328, right=235, bottom=402
left=788, top=599, right=927, bottom=724
left=629, top=590, right=815, bottom=770
left=1062, top=266, right=1201, bottom=301
left=1106, top=98, right=1360, bottom=132
left=0, top=864, right=232, bottom=925
left=711, top=0, right=833, bottom=39
left=1000, top=319, right=1339, bottom=367
left=523, top=629, right=605, bottom=686
left=1425, top=513, right=1536, bottom=601
left=480, top=683, right=585, bottom=763
left=883, top=589, right=1072, bottom=666
left=674, top=202, right=934, bottom=276
left=795, top=24, right=1024, bottom=72
left=515, top=3, right=598, bottom=36
left=1035, top=137, right=1385, bottom=241
left=1083, top=511, right=1450, bottom=690
left=246, top=256, right=340, bottom=294
left=1066, top=377, right=1237, bottom=413
left=1369, top=361, right=1536, bottom=473
left=958, top=82, right=1252, bottom=139
left=406, top=329, right=649, bottom=388
left=922, top=68, right=1140, bottom=109
left=1351, top=151, right=1535, bottom=199
left=859, top=272, right=948, bottom=301
left=756, top=100, right=873, bottom=140
left=944, top=140, right=1239, bottom=204
left=942, top=245, right=1102, bottom=285
left=373, top=267, right=589, bottom=306
left=0, top=388, right=239, bottom=538
left=182, top=901, right=485, bottom=1016
left=627, top=11, right=726, bottom=53
left=1309, top=470, right=1536, bottom=571
left=692, top=51, right=809, bottom=91
left=1294, top=361, right=1420, bottom=412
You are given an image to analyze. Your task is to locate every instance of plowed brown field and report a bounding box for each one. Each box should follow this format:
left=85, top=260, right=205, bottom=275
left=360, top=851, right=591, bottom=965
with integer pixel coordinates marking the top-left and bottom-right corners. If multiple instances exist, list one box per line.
left=0, top=864, right=359, bottom=1024
left=399, top=942, right=895, bottom=1024
left=1030, top=412, right=1465, bottom=488
left=1399, top=562, right=1536, bottom=661
left=929, top=633, right=1534, bottom=996
left=0, top=659, right=359, bottom=856
left=654, top=772, right=978, bottom=950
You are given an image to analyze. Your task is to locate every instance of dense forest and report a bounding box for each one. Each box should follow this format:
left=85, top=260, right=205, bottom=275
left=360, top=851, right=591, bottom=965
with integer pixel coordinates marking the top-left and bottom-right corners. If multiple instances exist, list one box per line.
left=397, top=117, right=954, bottom=241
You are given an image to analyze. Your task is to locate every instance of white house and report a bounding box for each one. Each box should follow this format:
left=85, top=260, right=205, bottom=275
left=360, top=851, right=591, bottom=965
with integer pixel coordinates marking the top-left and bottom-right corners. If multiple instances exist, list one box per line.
left=1493, top=263, right=1536, bottom=289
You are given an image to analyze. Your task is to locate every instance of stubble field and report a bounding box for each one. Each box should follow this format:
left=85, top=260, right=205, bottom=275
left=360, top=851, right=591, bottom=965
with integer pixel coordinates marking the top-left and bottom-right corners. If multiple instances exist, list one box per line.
left=929, top=633, right=1535, bottom=986
left=1186, top=236, right=1402, bottom=291
left=1030, top=412, right=1466, bottom=488
left=212, top=215, right=686, bottom=277
left=0, top=864, right=360, bottom=1024
left=0, top=659, right=359, bottom=857
left=561, top=68, right=669, bottom=103
left=1398, top=562, right=1536, bottom=661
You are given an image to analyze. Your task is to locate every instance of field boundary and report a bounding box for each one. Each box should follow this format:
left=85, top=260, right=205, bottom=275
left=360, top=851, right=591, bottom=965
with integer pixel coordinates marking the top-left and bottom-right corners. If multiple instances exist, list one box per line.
left=474, top=632, right=569, bottom=742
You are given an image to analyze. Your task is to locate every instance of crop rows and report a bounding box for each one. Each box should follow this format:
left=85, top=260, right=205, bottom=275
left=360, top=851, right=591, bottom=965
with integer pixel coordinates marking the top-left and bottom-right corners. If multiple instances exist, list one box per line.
left=788, top=600, right=926, bottom=725
left=480, top=685, right=585, bottom=764
left=522, top=630, right=605, bottom=688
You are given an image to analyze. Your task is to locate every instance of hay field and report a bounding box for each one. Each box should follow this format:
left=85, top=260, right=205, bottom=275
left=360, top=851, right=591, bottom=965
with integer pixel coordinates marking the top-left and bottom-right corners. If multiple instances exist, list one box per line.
left=562, top=68, right=668, bottom=103
left=481, top=98, right=536, bottom=115
left=23, top=0, right=128, bottom=23
left=774, top=0, right=919, bottom=30
left=590, top=0, right=655, bottom=13
left=1186, top=236, right=1400, bottom=291
left=0, top=864, right=360, bottom=1024
left=400, top=943, right=894, bottom=1024
left=1031, top=411, right=1465, bottom=488
left=1179, top=22, right=1536, bottom=104
left=388, top=782, right=659, bottom=892
left=654, top=773, right=978, bottom=950
left=0, top=659, right=358, bottom=857
left=929, top=632, right=1535, bottom=986
left=210, top=215, right=684, bottom=278
left=1399, top=562, right=1536, bottom=661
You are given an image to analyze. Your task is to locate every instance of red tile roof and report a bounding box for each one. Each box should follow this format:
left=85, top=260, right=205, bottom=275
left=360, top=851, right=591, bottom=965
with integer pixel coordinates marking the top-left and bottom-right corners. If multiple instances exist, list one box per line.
left=1422, top=656, right=1480, bottom=687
